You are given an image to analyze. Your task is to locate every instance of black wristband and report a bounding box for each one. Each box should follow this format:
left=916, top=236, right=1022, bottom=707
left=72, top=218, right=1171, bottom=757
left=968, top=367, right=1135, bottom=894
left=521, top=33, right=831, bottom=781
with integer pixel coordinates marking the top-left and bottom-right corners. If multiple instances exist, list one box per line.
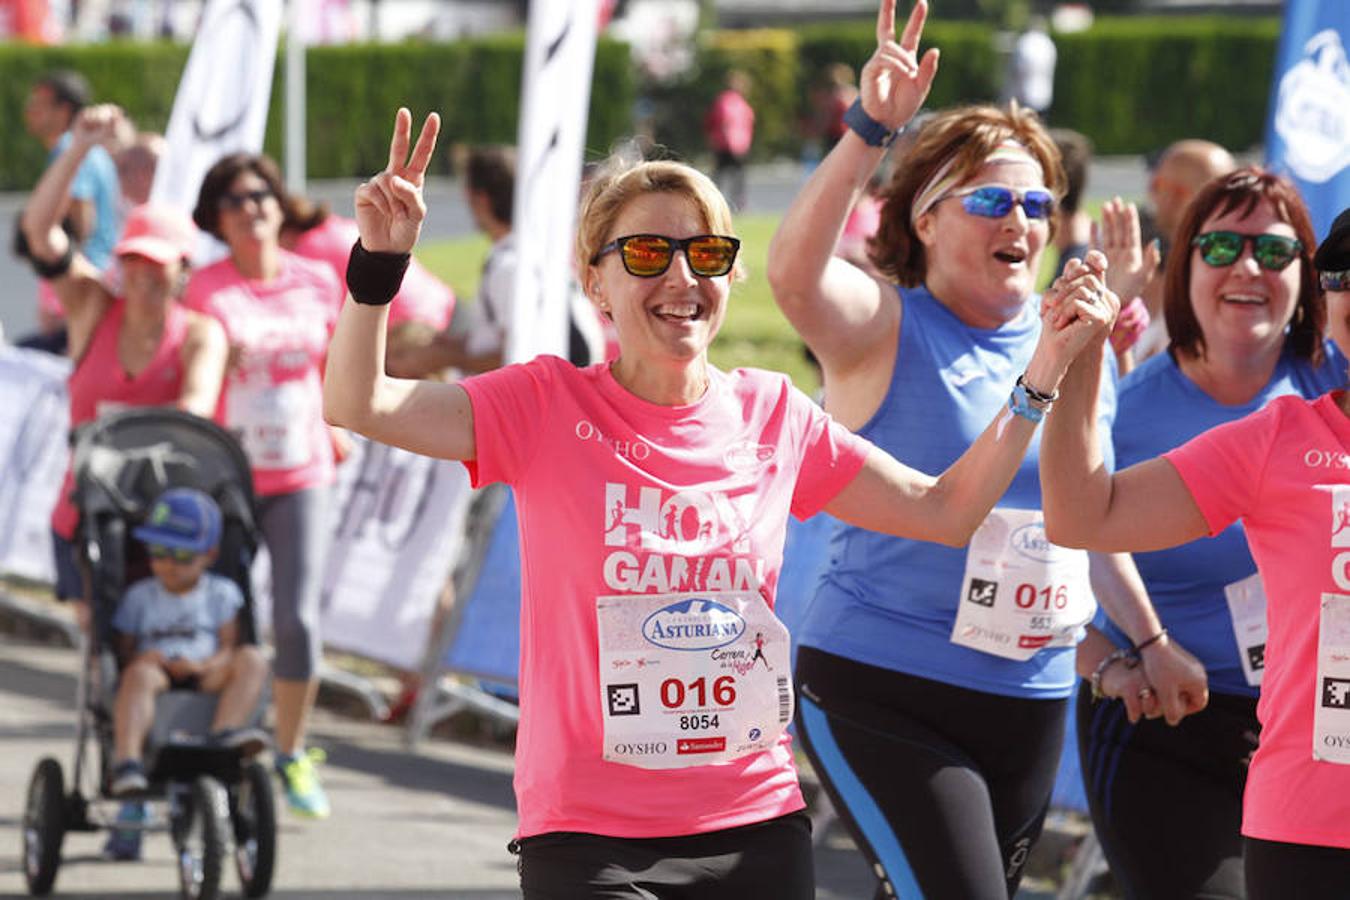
left=843, top=98, right=902, bottom=148
left=1132, top=628, right=1168, bottom=654
left=346, top=239, right=410, bottom=306
left=30, top=242, right=75, bottom=280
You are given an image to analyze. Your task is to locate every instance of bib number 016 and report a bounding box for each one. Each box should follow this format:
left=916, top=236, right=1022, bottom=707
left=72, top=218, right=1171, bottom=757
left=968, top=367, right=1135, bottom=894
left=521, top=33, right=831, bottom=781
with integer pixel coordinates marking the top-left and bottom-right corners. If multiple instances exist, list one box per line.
left=1015, top=583, right=1069, bottom=611
left=660, top=675, right=737, bottom=709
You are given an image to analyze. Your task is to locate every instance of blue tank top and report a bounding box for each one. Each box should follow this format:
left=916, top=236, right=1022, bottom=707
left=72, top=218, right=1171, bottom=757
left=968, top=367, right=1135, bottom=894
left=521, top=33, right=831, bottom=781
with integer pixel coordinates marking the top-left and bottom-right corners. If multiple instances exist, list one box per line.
left=1098, top=342, right=1345, bottom=697
left=797, top=284, right=1117, bottom=699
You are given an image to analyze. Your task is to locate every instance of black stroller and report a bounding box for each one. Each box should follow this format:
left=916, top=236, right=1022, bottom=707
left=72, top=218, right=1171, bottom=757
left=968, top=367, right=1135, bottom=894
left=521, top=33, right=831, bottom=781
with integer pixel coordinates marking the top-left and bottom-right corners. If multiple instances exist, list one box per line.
left=21, top=408, right=277, bottom=900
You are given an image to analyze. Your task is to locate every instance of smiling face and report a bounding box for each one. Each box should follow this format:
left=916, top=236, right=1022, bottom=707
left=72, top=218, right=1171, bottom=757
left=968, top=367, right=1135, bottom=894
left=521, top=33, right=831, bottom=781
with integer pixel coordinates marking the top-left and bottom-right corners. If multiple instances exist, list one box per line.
left=1187, top=199, right=1301, bottom=359
left=915, top=160, right=1050, bottom=327
left=119, top=253, right=182, bottom=308
left=216, top=170, right=283, bottom=256
left=586, top=191, right=731, bottom=370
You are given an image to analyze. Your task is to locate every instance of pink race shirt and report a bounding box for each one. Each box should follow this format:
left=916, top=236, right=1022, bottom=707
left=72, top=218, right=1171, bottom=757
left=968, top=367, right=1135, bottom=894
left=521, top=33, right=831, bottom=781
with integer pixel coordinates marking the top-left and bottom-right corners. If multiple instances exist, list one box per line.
left=184, top=252, right=342, bottom=497
left=51, top=298, right=189, bottom=538
left=289, top=215, right=455, bottom=330
left=462, top=356, right=870, bottom=839
left=1167, top=392, right=1350, bottom=849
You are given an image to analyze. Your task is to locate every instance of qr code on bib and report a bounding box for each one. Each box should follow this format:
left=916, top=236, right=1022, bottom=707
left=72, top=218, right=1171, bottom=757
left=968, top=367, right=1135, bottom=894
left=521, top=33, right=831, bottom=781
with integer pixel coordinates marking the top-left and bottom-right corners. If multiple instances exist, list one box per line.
left=607, top=683, right=641, bottom=716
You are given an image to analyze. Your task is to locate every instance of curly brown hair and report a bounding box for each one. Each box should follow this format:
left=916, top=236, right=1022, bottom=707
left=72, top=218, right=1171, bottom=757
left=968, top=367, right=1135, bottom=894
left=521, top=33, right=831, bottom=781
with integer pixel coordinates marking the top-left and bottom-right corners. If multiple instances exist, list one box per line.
left=869, top=103, right=1064, bottom=287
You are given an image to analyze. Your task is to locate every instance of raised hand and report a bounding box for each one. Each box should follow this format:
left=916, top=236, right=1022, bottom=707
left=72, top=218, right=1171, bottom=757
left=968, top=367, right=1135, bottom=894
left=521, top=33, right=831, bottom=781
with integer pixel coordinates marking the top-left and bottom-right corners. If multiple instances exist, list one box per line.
left=1039, top=251, right=1120, bottom=364
left=1094, top=197, right=1161, bottom=303
left=70, top=103, right=127, bottom=151
left=355, top=108, right=441, bottom=254
left=859, top=0, right=941, bottom=131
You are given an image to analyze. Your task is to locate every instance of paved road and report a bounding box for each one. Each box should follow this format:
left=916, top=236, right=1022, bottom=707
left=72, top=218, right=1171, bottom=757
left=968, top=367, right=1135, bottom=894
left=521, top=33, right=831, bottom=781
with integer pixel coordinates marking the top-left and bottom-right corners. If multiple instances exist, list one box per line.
left=0, top=158, right=1149, bottom=344
left=0, top=634, right=889, bottom=899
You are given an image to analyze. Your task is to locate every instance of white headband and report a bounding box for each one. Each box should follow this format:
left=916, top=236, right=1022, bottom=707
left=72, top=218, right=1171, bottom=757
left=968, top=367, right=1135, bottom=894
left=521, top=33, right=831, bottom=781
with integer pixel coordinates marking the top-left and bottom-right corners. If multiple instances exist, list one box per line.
left=910, top=139, right=1045, bottom=223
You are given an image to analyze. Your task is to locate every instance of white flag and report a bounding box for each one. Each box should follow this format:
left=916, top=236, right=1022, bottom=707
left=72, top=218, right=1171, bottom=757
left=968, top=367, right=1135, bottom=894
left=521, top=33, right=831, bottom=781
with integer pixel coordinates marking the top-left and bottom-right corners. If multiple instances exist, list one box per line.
left=506, top=0, right=600, bottom=364
left=151, top=0, right=283, bottom=226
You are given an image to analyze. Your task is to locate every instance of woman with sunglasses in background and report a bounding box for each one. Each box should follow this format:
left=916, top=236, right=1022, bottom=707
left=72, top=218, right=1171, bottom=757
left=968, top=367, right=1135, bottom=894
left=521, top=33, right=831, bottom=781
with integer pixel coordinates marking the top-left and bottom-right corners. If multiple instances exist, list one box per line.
left=1041, top=206, right=1350, bottom=899
left=324, top=105, right=1114, bottom=898
left=765, top=2, right=1205, bottom=897
left=1070, top=168, right=1340, bottom=899
left=186, top=152, right=347, bottom=819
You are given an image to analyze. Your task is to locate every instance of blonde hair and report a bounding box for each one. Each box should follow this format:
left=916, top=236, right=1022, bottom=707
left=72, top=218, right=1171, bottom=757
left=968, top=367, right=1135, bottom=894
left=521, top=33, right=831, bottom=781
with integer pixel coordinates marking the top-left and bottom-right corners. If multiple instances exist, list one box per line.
left=576, top=158, right=739, bottom=281
left=871, top=103, right=1065, bottom=286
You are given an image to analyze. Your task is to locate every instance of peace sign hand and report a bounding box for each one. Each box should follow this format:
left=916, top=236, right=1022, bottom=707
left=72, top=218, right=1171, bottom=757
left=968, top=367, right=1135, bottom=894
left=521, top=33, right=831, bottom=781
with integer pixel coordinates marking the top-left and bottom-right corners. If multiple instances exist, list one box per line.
left=355, top=108, right=441, bottom=254
left=860, top=0, right=941, bottom=132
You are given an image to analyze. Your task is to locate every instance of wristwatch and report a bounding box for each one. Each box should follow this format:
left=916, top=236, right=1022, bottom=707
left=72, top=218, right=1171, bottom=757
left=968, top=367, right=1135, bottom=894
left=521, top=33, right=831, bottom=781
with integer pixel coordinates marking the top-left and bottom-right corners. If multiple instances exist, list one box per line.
left=843, top=98, right=902, bottom=148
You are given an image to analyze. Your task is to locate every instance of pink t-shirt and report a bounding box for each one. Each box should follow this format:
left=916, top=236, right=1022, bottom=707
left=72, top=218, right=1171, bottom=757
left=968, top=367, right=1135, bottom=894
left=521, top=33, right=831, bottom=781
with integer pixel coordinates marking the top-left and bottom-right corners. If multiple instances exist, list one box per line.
left=289, top=215, right=455, bottom=330
left=1167, top=392, right=1350, bottom=849
left=51, top=298, right=189, bottom=538
left=462, top=355, right=870, bottom=838
left=183, top=252, right=342, bottom=497
left=704, top=89, right=755, bottom=157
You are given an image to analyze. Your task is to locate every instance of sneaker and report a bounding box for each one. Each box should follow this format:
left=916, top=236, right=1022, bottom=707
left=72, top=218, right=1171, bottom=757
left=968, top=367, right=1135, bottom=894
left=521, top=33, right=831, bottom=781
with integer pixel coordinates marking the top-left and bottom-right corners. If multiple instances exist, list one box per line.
left=102, top=801, right=145, bottom=861
left=110, top=760, right=148, bottom=797
left=274, top=748, right=330, bottom=818
left=211, top=726, right=269, bottom=757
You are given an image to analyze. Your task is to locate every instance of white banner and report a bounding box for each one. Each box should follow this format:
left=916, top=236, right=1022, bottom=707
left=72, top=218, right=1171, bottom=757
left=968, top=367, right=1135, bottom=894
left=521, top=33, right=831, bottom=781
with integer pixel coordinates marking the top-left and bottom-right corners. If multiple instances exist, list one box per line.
left=0, top=347, right=71, bottom=584
left=506, top=0, right=600, bottom=364
left=151, top=0, right=283, bottom=229
left=251, top=435, right=476, bottom=671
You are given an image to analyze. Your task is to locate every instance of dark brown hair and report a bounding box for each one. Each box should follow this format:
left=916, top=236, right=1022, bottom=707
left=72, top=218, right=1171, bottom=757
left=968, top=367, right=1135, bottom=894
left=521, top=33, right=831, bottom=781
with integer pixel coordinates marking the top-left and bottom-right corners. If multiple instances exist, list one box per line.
left=192, top=152, right=320, bottom=239
left=1165, top=166, right=1323, bottom=365
left=869, top=103, right=1064, bottom=287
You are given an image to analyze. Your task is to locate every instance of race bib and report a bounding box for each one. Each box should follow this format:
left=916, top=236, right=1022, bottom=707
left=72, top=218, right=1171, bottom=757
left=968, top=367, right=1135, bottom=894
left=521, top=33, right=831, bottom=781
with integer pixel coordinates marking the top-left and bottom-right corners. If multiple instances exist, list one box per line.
left=597, top=591, right=792, bottom=770
left=1313, top=593, right=1350, bottom=765
left=225, top=376, right=315, bottom=470
left=951, top=507, right=1093, bottom=661
left=1224, top=572, right=1268, bottom=687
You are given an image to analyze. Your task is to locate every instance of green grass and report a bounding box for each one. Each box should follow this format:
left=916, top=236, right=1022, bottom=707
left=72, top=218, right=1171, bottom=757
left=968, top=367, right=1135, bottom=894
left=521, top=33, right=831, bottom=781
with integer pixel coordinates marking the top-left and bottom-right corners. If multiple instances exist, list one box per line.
left=414, top=200, right=1116, bottom=398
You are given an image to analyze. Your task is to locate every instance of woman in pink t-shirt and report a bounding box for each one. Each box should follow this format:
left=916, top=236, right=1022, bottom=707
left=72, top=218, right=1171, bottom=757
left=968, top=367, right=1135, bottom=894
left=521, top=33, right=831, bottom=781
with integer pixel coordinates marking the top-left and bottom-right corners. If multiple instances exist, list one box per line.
left=185, top=151, right=346, bottom=819
left=1041, top=209, right=1350, bottom=896
left=20, top=105, right=227, bottom=621
left=324, top=108, right=1114, bottom=899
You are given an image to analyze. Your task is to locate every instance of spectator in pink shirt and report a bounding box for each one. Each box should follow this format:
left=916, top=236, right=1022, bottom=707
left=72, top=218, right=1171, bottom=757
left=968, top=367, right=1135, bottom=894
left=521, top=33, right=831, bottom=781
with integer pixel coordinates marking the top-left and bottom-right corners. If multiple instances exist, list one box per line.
left=324, top=107, right=1114, bottom=899
left=703, top=70, right=755, bottom=211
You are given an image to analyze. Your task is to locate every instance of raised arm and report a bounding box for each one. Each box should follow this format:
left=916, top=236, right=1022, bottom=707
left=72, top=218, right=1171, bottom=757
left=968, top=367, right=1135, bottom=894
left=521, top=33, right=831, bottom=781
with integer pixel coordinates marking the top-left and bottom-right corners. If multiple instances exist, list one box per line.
left=177, top=313, right=229, bottom=418
left=1039, top=281, right=1210, bottom=552
left=20, top=105, right=121, bottom=341
left=323, top=108, right=476, bottom=462
left=825, top=254, right=1117, bottom=545
left=766, top=0, right=939, bottom=378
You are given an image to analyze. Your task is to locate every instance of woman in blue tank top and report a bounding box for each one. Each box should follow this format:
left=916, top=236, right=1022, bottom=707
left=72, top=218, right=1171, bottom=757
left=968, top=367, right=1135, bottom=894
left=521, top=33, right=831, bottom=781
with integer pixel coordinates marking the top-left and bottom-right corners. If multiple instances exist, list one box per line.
left=1075, top=169, right=1338, bottom=899
left=766, top=2, right=1207, bottom=896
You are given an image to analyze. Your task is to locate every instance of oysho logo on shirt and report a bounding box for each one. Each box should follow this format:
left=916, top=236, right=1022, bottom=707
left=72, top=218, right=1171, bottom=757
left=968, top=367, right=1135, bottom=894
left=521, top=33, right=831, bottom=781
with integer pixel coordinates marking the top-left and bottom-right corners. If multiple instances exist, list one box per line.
left=1304, top=449, right=1350, bottom=470
left=575, top=420, right=652, bottom=461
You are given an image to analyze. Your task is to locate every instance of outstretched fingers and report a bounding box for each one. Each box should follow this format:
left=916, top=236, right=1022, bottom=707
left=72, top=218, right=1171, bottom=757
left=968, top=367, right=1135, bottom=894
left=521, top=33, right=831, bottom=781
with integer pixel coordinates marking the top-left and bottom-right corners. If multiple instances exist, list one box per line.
left=876, top=0, right=897, bottom=46
left=898, top=0, right=929, bottom=53
left=405, top=112, right=441, bottom=185
left=387, top=107, right=412, bottom=174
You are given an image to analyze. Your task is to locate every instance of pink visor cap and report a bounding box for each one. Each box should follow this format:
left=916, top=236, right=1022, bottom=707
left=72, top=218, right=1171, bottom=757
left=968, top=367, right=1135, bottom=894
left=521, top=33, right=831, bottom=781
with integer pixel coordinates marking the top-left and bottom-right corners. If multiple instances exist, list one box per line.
left=113, top=204, right=198, bottom=265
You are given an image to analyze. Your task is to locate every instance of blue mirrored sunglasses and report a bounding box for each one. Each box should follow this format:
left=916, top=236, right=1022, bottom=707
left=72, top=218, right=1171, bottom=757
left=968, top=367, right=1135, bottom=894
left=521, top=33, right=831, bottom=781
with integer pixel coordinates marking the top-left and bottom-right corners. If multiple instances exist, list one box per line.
left=949, top=185, right=1056, bottom=220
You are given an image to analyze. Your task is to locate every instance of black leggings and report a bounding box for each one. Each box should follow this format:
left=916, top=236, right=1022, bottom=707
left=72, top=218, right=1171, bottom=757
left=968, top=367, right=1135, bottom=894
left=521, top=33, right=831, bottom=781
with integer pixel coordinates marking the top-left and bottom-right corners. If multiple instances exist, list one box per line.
left=513, top=811, right=813, bottom=899
left=795, top=646, right=1067, bottom=900
left=1076, top=682, right=1258, bottom=899
left=1245, top=837, right=1350, bottom=900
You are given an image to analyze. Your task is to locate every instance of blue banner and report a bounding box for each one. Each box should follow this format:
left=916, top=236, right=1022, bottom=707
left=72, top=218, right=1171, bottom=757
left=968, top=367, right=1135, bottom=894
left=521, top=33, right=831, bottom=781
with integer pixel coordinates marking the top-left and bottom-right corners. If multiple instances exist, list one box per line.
left=1265, top=1, right=1350, bottom=241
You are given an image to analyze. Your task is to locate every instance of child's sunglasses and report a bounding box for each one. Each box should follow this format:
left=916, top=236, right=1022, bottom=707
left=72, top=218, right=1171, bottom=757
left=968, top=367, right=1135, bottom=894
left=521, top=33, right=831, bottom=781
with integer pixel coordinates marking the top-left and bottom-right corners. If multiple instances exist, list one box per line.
left=949, top=185, right=1056, bottom=221
left=1191, top=231, right=1302, bottom=272
left=591, top=234, right=741, bottom=278
left=1321, top=269, right=1350, bottom=292
left=147, top=544, right=199, bottom=563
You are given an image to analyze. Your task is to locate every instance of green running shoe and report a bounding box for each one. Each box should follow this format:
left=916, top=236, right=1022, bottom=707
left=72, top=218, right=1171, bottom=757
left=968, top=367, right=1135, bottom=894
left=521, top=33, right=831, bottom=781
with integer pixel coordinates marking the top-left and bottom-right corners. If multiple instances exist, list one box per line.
left=274, top=748, right=330, bottom=819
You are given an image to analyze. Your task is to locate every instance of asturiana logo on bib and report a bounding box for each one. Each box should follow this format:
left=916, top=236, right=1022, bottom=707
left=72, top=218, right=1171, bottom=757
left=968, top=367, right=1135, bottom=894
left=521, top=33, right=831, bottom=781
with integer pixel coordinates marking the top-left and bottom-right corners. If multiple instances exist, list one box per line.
left=1010, top=521, right=1057, bottom=563
left=643, top=598, right=746, bottom=651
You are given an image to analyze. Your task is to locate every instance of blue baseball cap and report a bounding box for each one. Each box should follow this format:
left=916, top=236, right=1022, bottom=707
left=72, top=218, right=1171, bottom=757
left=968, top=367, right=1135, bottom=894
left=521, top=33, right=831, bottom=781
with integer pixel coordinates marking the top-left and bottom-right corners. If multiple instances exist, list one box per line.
left=133, top=488, right=222, bottom=554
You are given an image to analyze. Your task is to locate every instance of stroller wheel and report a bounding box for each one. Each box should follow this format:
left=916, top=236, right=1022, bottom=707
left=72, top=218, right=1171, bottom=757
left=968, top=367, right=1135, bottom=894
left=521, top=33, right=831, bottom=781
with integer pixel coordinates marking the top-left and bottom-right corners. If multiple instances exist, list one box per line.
left=232, top=760, right=276, bottom=898
left=22, top=758, right=66, bottom=896
left=175, top=775, right=229, bottom=900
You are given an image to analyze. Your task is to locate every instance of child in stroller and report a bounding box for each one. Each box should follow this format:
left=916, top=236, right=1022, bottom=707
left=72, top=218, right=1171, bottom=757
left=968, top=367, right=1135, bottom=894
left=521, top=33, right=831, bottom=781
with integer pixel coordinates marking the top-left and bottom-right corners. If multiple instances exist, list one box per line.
left=109, top=487, right=269, bottom=796
left=22, top=408, right=278, bottom=900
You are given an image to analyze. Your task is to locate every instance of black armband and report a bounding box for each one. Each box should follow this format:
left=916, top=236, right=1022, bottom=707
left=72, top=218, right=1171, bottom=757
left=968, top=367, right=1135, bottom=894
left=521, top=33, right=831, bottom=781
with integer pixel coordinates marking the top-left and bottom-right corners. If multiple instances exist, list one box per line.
left=30, top=242, right=75, bottom=280
left=346, top=240, right=410, bottom=306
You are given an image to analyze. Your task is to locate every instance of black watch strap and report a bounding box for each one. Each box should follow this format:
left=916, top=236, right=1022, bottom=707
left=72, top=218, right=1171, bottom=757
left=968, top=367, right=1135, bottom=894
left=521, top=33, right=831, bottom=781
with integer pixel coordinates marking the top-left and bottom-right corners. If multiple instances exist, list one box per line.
left=843, top=98, right=901, bottom=148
